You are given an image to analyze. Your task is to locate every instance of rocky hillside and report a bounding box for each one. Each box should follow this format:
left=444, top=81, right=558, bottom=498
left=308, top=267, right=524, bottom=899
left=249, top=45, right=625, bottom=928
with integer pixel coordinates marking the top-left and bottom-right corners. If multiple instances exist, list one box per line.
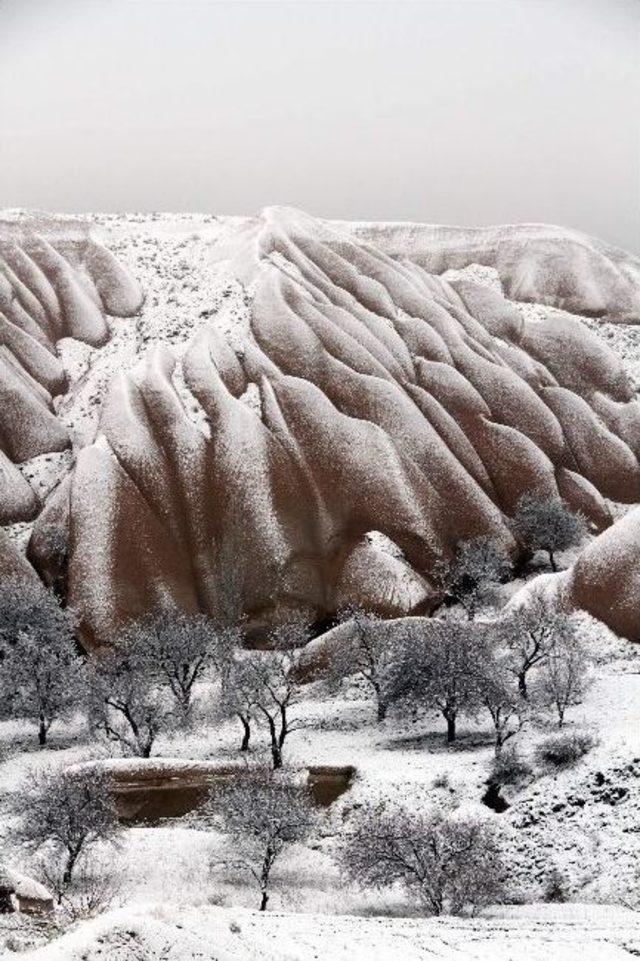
left=1, top=208, right=640, bottom=644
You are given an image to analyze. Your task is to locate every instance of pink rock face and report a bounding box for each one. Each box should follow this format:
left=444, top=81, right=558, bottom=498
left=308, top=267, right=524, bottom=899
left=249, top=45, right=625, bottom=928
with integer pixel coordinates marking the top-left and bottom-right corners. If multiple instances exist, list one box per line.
left=565, top=508, right=640, bottom=642
left=0, top=217, right=143, bottom=524
left=25, top=209, right=640, bottom=646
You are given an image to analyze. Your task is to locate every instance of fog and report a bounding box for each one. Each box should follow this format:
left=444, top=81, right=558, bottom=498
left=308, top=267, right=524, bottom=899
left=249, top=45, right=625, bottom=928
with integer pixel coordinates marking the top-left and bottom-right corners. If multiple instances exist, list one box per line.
left=0, top=0, right=638, bottom=251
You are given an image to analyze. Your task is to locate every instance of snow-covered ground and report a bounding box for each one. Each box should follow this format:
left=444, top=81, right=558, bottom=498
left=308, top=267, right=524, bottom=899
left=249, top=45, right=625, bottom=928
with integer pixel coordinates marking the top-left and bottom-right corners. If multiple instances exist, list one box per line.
left=13, top=901, right=640, bottom=961
left=2, top=624, right=640, bottom=956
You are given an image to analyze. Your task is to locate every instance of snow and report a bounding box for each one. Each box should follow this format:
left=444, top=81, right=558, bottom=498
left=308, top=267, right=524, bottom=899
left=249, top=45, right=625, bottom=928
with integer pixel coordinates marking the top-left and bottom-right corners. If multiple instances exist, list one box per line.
left=16, top=451, right=73, bottom=504
left=3, top=606, right=640, bottom=956
left=2, top=212, right=640, bottom=957
left=3, top=644, right=640, bottom=926
left=1, top=867, right=52, bottom=903
left=54, top=215, right=245, bottom=450
left=442, top=262, right=503, bottom=293
left=12, top=902, right=640, bottom=961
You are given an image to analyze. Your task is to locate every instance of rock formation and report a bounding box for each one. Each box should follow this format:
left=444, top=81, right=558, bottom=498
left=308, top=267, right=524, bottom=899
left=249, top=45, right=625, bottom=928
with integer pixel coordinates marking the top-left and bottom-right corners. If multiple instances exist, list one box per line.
left=17, top=207, right=640, bottom=645
left=564, top=507, right=640, bottom=640
left=0, top=216, right=143, bottom=526
left=343, top=220, right=640, bottom=323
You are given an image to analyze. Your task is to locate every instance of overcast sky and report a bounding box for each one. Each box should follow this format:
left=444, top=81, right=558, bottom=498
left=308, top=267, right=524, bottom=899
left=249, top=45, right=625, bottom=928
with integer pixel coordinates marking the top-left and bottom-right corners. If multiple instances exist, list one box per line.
left=0, top=0, right=638, bottom=252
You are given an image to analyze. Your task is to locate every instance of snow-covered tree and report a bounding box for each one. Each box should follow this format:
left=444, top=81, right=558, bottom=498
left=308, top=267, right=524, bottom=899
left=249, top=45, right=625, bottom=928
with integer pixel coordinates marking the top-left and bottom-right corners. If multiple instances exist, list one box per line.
left=88, top=637, right=174, bottom=757
left=202, top=768, right=318, bottom=911
left=433, top=535, right=512, bottom=620
left=220, top=652, right=258, bottom=752
left=327, top=607, right=409, bottom=721
left=12, top=766, right=121, bottom=892
left=126, top=609, right=230, bottom=723
left=479, top=656, right=527, bottom=754
left=538, top=634, right=591, bottom=727
left=227, top=618, right=310, bottom=769
left=240, top=651, right=303, bottom=769
left=512, top=494, right=587, bottom=572
left=338, top=802, right=506, bottom=915
left=504, top=588, right=574, bottom=699
left=0, top=579, right=83, bottom=746
left=390, top=620, right=490, bottom=742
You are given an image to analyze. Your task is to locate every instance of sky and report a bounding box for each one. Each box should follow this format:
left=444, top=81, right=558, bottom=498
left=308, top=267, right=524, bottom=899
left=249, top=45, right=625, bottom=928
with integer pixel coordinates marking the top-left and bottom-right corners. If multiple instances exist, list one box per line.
left=0, top=0, right=638, bottom=252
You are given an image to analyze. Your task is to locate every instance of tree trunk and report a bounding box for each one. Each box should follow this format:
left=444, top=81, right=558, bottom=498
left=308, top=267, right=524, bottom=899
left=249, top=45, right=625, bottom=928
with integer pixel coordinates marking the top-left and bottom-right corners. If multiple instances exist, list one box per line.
left=265, top=713, right=282, bottom=769
left=518, top=671, right=528, bottom=699
left=548, top=549, right=557, bottom=572
left=446, top=715, right=456, bottom=743
left=38, top=715, right=47, bottom=747
left=239, top=715, right=251, bottom=751
left=178, top=698, right=192, bottom=728
left=259, top=847, right=273, bottom=910
left=271, top=744, right=282, bottom=769
left=376, top=699, right=387, bottom=722
left=278, top=705, right=288, bottom=751
left=63, top=847, right=79, bottom=887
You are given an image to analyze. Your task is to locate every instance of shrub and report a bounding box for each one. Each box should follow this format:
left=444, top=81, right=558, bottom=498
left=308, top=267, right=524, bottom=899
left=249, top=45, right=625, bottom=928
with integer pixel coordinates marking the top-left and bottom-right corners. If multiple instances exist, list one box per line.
left=489, top=747, right=533, bottom=786
left=432, top=771, right=451, bottom=790
left=37, top=855, right=121, bottom=923
left=511, top=494, right=587, bottom=572
left=534, top=730, right=597, bottom=767
left=544, top=867, right=569, bottom=903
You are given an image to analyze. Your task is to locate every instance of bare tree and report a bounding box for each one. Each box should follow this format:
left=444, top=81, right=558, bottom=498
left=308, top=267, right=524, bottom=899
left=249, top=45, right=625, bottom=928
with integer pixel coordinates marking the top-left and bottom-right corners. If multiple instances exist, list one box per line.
left=57, top=863, right=121, bottom=924
left=433, top=536, right=512, bottom=620
left=34, top=850, right=121, bottom=921
left=220, top=652, right=258, bottom=752
left=539, top=634, right=591, bottom=727
left=233, top=618, right=311, bottom=769
left=504, top=589, right=574, bottom=699
left=327, top=607, right=408, bottom=722
left=11, top=766, right=121, bottom=894
left=512, top=494, right=587, bottom=572
left=0, top=579, right=83, bottom=746
left=480, top=657, right=527, bottom=754
left=338, top=802, right=506, bottom=915
left=240, top=651, right=303, bottom=769
left=390, top=621, right=489, bottom=743
left=201, top=768, right=318, bottom=911
left=88, top=638, right=174, bottom=757
left=127, top=609, right=228, bottom=723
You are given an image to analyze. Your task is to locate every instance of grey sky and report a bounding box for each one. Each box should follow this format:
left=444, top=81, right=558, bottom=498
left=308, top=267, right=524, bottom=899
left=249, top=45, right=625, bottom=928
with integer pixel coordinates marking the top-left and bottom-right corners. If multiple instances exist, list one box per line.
left=1, top=0, right=638, bottom=252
